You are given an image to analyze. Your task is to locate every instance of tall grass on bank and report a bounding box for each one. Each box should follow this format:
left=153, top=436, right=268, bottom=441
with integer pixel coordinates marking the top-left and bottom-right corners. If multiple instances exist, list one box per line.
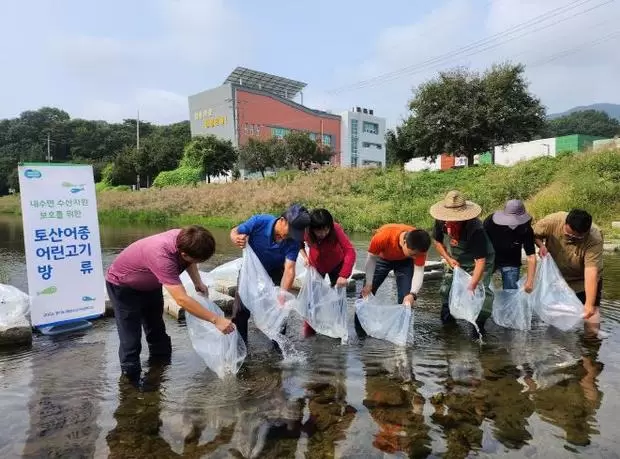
left=0, top=149, right=618, bottom=232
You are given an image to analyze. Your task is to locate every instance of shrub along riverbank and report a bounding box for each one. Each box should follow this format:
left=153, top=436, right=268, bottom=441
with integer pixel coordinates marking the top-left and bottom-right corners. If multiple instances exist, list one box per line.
left=1, top=149, right=619, bottom=234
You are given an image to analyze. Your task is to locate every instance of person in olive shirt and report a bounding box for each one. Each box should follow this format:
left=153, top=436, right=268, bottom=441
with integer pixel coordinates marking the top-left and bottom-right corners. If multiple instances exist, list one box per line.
left=484, top=199, right=536, bottom=292
left=430, top=190, right=495, bottom=328
left=534, top=209, right=604, bottom=324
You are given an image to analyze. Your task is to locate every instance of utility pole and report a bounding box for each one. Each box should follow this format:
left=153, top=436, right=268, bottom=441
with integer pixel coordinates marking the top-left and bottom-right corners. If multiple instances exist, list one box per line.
left=136, top=110, right=140, bottom=190
left=47, top=133, right=52, bottom=163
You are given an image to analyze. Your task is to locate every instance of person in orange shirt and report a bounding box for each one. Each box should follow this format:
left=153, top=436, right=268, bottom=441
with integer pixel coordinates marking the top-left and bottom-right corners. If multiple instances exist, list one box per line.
left=360, top=223, right=432, bottom=307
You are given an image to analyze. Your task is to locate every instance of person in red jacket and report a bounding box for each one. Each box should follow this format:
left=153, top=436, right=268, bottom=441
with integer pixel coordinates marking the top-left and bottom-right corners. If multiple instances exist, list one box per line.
left=299, top=208, right=357, bottom=336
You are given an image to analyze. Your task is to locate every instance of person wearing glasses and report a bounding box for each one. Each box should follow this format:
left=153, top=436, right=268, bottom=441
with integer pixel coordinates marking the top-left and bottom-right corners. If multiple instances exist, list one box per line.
left=534, top=209, right=604, bottom=323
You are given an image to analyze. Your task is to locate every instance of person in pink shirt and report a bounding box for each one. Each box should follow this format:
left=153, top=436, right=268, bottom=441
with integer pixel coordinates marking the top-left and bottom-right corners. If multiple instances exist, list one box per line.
left=106, top=225, right=234, bottom=382
left=299, top=208, right=357, bottom=336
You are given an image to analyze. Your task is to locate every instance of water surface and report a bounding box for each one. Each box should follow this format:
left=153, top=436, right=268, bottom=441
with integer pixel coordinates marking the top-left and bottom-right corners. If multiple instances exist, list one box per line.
left=1, top=215, right=619, bottom=458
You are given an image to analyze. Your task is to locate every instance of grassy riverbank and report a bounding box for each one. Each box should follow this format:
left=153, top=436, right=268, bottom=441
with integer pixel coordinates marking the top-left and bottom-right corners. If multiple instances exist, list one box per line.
left=1, top=149, right=619, bottom=234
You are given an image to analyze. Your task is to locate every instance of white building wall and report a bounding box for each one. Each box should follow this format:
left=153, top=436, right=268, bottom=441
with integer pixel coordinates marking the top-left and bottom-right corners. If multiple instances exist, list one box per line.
left=404, top=156, right=440, bottom=172
left=494, top=137, right=557, bottom=166
left=339, top=109, right=386, bottom=167
left=593, top=138, right=620, bottom=150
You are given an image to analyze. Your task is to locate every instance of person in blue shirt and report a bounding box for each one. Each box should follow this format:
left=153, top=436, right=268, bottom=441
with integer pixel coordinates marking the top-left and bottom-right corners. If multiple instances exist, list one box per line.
left=229, top=204, right=311, bottom=346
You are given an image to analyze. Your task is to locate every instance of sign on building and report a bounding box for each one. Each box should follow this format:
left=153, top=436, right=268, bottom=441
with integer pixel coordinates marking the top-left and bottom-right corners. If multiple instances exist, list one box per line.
left=454, top=156, right=468, bottom=167
left=18, top=164, right=105, bottom=327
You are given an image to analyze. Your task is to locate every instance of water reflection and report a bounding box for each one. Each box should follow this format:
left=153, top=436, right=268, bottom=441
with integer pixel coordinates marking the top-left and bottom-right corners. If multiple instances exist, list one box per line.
left=361, top=346, right=431, bottom=457
left=21, top=331, right=105, bottom=458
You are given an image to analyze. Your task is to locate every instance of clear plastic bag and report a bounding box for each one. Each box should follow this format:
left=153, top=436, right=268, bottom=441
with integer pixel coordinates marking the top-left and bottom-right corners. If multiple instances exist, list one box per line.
left=185, top=295, right=247, bottom=379
left=449, top=267, right=485, bottom=338
left=354, top=295, right=413, bottom=346
left=491, top=279, right=532, bottom=331
left=209, top=258, right=243, bottom=283
left=238, top=246, right=300, bottom=360
left=296, top=267, right=348, bottom=343
left=528, top=256, right=584, bottom=331
left=0, top=284, right=30, bottom=330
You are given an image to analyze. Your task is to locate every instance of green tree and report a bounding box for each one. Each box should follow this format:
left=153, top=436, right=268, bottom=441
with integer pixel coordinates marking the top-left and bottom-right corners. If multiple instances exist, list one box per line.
left=238, top=137, right=280, bottom=177
left=281, top=131, right=331, bottom=170
left=385, top=120, right=416, bottom=166
left=546, top=110, right=620, bottom=138
left=102, top=147, right=137, bottom=187
left=182, top=135, right=237, bottom=183
left=0, top=107, right=191, bottom=195
left=407, top=63, right=546, bottom=164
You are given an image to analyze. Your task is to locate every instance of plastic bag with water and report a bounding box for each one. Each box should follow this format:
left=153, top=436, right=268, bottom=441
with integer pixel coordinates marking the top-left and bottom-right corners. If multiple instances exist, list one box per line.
left=528, top=256, right=584, bottom=331
left=237, top=246, right=300, bottom=358
left=354, top=295, right=413, bottom=346
left=296, top=267, right=348, bottom=343
left=491, top=279, right=532, bottom=331
left=0, top=284, right=30, bottom=330
left=449, top=267, right=485, bottom=337
left=186, top=295, right=247, bottom=379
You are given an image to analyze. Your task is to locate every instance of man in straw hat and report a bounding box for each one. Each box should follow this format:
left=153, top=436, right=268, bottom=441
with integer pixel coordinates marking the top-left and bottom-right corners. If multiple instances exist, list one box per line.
left=430, top=190, right=495, bottom=328
left=484, top=199, right=536, bottom=292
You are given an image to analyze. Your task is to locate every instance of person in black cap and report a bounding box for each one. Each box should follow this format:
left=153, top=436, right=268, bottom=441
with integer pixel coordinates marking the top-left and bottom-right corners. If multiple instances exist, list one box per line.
left=483, top=199, right=536, bottom=291
left=230, top=203, right=311, bottom=347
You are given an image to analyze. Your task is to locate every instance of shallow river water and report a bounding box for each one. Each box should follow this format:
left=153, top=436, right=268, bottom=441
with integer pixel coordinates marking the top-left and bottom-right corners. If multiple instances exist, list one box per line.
left=1, top=215, right=620, bottom=458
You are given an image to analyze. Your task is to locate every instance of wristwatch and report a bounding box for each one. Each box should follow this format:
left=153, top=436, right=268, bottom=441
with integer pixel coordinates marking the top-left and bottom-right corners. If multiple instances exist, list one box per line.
left=409, top=292, right=417, bottom=301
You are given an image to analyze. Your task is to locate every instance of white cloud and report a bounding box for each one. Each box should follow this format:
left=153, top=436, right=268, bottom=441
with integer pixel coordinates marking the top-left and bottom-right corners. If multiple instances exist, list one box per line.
left=45, top=0, right=250, bottom=123
left=80, top=88, right=187, bottom=124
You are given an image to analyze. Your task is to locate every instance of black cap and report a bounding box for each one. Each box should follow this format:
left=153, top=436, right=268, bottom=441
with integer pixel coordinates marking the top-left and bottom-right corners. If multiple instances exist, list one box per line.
left=284, top=204, right=311, bottom=242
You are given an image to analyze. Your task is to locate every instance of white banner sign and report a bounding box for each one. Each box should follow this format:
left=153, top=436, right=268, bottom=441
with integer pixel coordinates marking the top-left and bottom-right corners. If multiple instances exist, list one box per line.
left=18, top=164, right=105, bottom=327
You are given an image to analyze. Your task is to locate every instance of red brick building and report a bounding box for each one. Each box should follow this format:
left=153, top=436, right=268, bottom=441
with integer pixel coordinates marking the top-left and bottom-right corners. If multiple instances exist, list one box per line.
left=188, top=67, right=341, bottom=166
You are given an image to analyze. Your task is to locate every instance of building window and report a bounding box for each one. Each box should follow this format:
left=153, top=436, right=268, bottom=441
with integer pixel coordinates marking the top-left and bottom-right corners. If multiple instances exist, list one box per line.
left=350, top=119, right=359, bottom=167
left=351, top=119, right=358, bottom=136
left=322, top=134, right=331, bottom=146
left=363, top=121, right=379, bottom=134
left=362, top=142, right=382, bottom=149
left=271, top=127, right=289, bottom=139
left=309, top=132, right=316, bottom=141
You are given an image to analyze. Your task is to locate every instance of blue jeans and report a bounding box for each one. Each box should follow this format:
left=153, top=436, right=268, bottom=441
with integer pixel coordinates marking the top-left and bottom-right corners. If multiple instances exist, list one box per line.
left=499, top=266, right=520, bottom=290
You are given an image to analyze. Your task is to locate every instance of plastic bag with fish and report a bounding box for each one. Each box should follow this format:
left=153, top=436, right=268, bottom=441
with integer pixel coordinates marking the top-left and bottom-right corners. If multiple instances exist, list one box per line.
left=0, top=284, right=30, bottom=330
left=491, top=279, right=532, bottom=331
left=354, top=295, right=413, bottom=346
left=237, top=246, right=297, bottom=351
left=528, top=256, right=584, bottom=331
left=185, top=295, right=247, bottom=379
left=449, top=267, right=485, bottom=337
left=295, top=267, right=348, bottom=343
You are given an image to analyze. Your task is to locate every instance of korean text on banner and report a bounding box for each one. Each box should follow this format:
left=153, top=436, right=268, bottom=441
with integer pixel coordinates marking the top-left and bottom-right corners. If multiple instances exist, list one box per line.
left=18, top=164, right=105, bottom=327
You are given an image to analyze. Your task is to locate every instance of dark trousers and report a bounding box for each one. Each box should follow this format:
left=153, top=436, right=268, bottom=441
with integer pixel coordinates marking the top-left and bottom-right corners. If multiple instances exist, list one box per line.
left=576, top=279, right=603, bottom=306
left=355, top=258, right=413, bottom=337
left=232, top=267, right=285, bottom=346
left=106, top=281, right=172, bottom=377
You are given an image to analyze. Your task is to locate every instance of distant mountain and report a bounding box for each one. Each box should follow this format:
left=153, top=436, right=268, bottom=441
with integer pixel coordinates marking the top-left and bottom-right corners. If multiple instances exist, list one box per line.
left=548, top=103, right=620, bottom=121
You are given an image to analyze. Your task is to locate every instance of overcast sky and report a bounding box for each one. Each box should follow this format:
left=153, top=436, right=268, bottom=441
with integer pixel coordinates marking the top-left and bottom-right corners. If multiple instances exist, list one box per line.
left=1, top=0, right=619, bottom=127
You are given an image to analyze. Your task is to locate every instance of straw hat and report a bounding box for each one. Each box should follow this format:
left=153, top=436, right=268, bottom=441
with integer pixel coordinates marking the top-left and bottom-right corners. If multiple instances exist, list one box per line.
left=430, top=190, right=482, bottom=222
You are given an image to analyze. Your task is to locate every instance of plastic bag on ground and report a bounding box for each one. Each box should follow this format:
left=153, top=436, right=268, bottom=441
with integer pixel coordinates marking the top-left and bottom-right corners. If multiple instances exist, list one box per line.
left=449, top=267, right=485, bottom=338
left=528, top=256, right=584, bottom=331
left=296, top=267, right=348, bottom=343
left=238, top=246, right=300, bottom=360
left=186, top=295, right=247, bottom=379
left=354, top=295, right=413, bottom=346
left=491, top=279, right=532, bottom=331
left=0, top=284, right=30, bottom=330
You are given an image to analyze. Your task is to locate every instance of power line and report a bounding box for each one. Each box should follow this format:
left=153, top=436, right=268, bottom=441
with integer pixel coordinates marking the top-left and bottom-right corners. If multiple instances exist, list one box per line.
left=527, top=28, right=620, bottom=67
left=327, top=0, right=614, bottom=94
